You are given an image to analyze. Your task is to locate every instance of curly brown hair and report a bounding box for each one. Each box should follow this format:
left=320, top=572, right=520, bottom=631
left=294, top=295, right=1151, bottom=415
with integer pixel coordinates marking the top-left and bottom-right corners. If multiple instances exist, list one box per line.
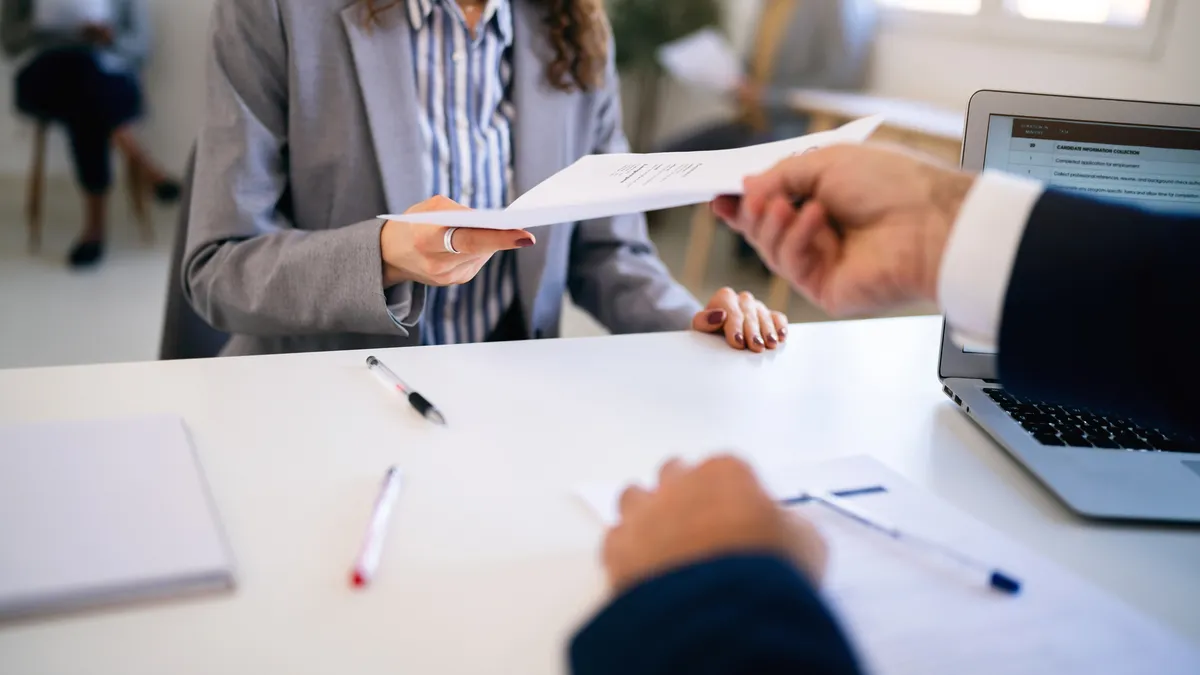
left=359, top=0, right=608, bottom=92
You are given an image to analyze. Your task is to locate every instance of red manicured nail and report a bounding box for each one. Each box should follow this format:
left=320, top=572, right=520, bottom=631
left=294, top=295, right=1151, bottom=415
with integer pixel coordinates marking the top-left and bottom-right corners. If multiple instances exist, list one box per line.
left=734, top=333, right=746, bottom=348
left=706, top=309, right=726, bottom=325
left=515, top=238, right=535, bottom=248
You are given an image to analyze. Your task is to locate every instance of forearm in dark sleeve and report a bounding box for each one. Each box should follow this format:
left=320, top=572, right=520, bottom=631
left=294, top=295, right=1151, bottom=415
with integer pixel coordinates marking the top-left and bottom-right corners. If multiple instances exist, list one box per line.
left=999, top=191, right=1200, bottom=435
left=570, top=555, right=863, bottom=675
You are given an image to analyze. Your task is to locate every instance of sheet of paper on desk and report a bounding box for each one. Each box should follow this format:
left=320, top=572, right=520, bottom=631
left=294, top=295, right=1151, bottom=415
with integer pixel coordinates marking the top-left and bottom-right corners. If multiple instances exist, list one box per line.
left=380, top=115, right=883, bottom=230
left=657, top=29, right=743, bottom=93
left=574, top=456, right=1198, bottom=675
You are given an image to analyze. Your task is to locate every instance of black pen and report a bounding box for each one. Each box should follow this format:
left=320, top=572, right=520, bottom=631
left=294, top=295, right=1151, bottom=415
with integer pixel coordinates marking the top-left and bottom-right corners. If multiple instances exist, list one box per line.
left=366, top=356, right=447, bottom=426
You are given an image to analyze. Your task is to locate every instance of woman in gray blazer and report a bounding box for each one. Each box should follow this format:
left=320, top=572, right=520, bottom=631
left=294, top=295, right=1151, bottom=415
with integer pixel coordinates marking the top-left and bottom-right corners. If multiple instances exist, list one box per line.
left=183, top=0, right=787, bottom=356
left=1, top=0, right=180, bottom=267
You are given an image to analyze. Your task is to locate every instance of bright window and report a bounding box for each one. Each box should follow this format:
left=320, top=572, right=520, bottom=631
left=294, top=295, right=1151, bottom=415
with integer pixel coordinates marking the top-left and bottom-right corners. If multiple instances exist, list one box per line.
left=1005, top=0, right=1152, bottom=25
left=876, top=0, right=1171, bottom=55
left=875, top=0, right=981, bottom=14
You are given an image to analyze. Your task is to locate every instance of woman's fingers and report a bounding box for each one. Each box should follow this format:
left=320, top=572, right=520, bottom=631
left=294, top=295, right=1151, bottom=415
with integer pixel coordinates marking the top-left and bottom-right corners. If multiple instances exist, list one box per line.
left=691, top=307, right=728, bottom=334
left=771, top=311, right=790, bottom=344
left=758, top=304, right=779, bottom=349
left=740, top=292, right=765, bottom=353
left=716, top=288, right=747, bottom=350
left=449, top=227, right=536, bottom=256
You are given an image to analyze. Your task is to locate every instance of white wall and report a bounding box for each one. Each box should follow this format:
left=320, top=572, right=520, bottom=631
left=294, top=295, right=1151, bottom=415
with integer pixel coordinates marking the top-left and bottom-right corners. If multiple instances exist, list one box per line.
left=1, top=0, right=1197, bottom=176
left=0, top=0, right=214, bottom=176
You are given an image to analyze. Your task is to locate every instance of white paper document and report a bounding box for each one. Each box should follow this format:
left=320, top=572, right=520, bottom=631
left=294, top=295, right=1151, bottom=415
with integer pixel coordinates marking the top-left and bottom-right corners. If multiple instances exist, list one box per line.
left=381, top=115, right=884, bottom=230
left=33, top=0, right=112, bottom=30
left=657, top=28, right=743, bottom=93
left=575, top=456, right=1199, bottom=675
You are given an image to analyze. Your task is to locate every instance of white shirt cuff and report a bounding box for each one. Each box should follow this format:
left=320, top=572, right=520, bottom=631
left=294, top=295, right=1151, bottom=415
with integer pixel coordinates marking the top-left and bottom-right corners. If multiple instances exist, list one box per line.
left=937, top=171, right=1045, bottom=352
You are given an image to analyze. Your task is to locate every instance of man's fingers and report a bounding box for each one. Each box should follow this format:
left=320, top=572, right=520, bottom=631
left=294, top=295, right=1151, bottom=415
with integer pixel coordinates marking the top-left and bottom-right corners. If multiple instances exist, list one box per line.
left=751, top=194, right=796, bottom=269
left=712, top=196, right=741, bottom=223
left=777, top=200, right=837, bottom=299
left=739, top=147, right=840, bottom=230
left=659, top=458, right=688, bottom=487
left=450, top=228, right=536, bottom=256
left=618, top=485, right=651, bottom=519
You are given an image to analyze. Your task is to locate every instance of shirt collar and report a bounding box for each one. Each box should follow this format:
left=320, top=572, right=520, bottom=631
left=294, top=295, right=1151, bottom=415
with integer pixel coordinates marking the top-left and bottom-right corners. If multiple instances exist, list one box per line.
left=406, top=0, right=514, bottom=46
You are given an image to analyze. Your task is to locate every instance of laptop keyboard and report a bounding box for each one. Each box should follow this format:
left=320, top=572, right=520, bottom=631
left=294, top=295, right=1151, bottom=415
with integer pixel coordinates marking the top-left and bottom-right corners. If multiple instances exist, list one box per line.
left=983, top=389, right=1200, bottom=453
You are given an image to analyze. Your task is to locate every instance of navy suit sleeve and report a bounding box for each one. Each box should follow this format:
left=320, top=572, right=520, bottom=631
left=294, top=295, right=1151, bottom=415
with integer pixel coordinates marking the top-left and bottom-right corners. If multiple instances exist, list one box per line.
left=998, top=190, right=1200, bottom=436
left=569, top=555, right=862, bottom=675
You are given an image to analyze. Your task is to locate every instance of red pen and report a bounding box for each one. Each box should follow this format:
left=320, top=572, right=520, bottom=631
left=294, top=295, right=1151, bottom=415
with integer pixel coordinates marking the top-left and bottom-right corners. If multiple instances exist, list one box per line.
left=350, top=467, right=404, bottom=588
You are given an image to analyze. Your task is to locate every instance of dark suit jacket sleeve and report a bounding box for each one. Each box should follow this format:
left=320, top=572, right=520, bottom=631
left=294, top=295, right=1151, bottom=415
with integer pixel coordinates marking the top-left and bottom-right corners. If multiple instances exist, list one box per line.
left=998, top=190, right=1200, bottom=436
left=569, top=555, right=863, bottom=675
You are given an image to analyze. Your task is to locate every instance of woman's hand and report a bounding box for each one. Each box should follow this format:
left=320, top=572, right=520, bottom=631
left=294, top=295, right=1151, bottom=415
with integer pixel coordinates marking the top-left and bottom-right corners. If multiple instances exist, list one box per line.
left=691, top=287, right=789, bottom=353
left=380, top=196, right=536, bottom=288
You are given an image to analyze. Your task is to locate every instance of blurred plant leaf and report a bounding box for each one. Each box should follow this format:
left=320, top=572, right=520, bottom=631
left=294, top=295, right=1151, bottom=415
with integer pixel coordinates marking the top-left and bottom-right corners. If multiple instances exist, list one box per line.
left=606, top=0, right=723, bottom=71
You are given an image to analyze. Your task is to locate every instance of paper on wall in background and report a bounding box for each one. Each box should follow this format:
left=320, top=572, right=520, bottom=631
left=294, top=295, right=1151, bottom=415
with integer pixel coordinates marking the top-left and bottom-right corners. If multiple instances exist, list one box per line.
left=381, top=114, right=884, bottom=230
left=656, top=28, right=744, bottom=93
left=574, top=455, right=1199, bottom=675
left=33, top=0, right=112, bottom=31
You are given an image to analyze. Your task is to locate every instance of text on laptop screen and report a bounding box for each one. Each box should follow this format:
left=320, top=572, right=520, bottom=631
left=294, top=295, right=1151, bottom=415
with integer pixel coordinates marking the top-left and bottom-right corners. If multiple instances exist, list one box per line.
left=984, top=115, right=1200, bottom=215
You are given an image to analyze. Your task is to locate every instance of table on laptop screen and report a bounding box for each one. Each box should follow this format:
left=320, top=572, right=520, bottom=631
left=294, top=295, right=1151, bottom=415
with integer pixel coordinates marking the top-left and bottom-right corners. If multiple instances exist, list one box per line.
left=964, top=115, right=1200, bottom=354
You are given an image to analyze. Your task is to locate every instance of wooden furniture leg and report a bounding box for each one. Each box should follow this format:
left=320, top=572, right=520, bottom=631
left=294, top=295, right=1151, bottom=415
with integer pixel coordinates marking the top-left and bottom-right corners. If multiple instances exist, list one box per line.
left=126, top=156, right=153, bottom=244
left=26, top=122, right=47, bottom=253
left=681, top=205, right=717, bottom=291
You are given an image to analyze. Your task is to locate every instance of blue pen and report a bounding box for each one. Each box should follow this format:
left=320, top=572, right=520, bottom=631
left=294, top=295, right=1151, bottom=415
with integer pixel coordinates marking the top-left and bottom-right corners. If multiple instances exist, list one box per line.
left=785, top=489, right=1022, bottom=595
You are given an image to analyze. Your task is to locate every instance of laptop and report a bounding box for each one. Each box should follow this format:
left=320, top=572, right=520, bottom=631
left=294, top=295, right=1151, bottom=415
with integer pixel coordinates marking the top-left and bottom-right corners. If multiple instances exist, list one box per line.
left=940, top=90, right=1200, bottom=524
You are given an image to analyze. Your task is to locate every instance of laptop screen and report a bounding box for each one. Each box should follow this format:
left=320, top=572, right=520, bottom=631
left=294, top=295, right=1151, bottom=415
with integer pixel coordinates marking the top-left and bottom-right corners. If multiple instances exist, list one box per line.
left=983, top=115, right=1200, bottom=214
left=961, top=116, right=1200, bottom=354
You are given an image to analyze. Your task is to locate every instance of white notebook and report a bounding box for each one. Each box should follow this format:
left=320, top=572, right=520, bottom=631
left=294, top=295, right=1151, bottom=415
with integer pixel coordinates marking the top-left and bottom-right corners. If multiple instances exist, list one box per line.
left=0, top=415, right=235, bottom=621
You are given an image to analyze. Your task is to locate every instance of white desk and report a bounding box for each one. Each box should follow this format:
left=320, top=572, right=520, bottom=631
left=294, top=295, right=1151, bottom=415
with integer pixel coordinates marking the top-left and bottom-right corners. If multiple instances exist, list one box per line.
left=1, top=317, right=1197, bottom=673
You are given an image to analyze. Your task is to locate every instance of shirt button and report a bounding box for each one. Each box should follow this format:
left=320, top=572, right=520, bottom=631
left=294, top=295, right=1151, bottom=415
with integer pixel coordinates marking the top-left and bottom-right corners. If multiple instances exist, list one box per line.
left=452, top=51, right=465, bottom=62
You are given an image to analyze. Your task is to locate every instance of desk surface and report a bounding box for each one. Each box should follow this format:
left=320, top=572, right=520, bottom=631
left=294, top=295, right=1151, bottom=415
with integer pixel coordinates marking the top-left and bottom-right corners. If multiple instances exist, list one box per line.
left=790, top=88, right=965, bottom=141
left=1, top=317, right=1196, bottom=673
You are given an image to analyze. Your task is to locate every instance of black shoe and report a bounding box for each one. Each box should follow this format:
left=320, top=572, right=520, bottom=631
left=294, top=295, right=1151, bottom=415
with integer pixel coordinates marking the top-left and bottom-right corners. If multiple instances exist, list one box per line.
left=153, top=179, right=182, bottom=204
left=68, top=240, right=105, bottom=268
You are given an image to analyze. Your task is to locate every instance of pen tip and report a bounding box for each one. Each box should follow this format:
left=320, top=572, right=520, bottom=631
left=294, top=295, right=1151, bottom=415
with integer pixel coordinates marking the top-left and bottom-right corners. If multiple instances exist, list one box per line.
left=429, top=410, right=447, bottom=426
left=990, top=571, right=1021, bottom=595
left=366, top=356, right=378, bottom=366
left=350, top=570, right=367, bottom=588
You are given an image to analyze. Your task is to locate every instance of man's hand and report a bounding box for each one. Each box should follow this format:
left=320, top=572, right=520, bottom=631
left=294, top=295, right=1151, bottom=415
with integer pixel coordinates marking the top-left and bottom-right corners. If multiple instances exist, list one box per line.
left=380, top=195, right=535, bottom=288
left=603, top=456, right=828, bottom=595
left=81, top=23, right=115, bottom=47
left=712, top=146, right=976, bottom=317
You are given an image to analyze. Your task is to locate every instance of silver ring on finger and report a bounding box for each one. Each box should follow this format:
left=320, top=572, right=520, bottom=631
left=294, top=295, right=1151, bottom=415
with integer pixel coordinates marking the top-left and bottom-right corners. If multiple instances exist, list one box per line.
left=443, top=227, right=461, bottom=254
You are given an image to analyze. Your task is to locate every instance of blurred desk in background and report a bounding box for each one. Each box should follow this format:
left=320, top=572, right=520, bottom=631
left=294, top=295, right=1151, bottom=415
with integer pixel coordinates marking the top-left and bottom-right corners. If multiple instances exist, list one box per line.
left=683, top=90, right=965, bottom=312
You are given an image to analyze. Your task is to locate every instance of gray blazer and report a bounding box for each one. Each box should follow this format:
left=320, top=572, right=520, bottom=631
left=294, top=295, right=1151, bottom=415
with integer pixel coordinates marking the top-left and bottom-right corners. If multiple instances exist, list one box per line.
left=184, top=0, right=701, bottom=356
left=0, top=0, right=150, bottom=73
left=760, top=0, right=878, bottom=126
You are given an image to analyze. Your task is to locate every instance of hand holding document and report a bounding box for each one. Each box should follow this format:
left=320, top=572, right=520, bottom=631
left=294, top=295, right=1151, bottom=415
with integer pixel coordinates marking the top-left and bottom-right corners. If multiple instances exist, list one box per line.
left=656, top=29, right=743, bottom=94
left=381, top=115, right=884, bottom=230
left=33, top=0, right=112, bottom=31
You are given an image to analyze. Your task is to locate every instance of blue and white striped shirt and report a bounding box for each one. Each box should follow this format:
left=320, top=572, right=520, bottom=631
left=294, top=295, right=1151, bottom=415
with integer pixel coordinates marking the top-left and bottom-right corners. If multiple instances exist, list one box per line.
left=407, top=0, right=518, bottom=345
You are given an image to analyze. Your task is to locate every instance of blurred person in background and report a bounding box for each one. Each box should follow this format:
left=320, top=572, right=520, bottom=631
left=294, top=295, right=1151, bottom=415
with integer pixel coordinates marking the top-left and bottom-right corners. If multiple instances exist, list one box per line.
left=2, top=0, right=180, bottom=268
